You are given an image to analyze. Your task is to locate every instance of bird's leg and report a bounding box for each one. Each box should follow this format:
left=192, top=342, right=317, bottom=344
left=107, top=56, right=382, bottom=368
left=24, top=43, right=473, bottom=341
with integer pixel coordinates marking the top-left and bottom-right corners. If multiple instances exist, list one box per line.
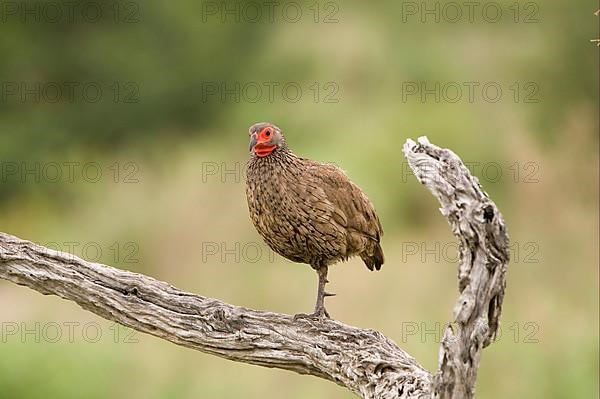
left=294, top=265, right=335, bottom=320
left=313, top=266, right=332, bottom=318
left=295, top=266, right=334, bottom=320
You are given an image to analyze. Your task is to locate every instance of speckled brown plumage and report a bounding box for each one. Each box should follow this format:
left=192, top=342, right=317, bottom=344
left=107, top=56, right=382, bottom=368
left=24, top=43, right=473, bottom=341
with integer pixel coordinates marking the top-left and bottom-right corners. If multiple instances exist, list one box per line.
left=245, top=122, right=384, bottom=318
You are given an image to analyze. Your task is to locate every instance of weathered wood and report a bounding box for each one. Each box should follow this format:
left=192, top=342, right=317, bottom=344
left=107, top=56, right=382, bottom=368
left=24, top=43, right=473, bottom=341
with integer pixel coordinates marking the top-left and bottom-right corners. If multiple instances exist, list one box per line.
left=0, top=231, right=431, bottom=398
left=0, top=137, right=509, bottom=398
left=403, top=137, right=510, bottom=399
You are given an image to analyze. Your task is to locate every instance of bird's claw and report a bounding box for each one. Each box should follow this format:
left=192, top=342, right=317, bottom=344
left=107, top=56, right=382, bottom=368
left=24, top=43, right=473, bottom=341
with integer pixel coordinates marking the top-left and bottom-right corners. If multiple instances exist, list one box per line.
left=293, top=307, right=331, bottom=321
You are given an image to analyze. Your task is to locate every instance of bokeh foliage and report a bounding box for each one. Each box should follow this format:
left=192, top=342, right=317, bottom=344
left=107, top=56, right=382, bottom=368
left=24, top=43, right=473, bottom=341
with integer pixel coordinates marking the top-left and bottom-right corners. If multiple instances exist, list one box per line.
left=0, top=0, right=598, bottom=398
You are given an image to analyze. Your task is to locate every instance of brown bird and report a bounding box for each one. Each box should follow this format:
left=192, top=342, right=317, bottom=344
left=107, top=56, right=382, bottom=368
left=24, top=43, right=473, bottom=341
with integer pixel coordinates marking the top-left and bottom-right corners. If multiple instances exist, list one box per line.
left=245, top=122, right=384, bottom=319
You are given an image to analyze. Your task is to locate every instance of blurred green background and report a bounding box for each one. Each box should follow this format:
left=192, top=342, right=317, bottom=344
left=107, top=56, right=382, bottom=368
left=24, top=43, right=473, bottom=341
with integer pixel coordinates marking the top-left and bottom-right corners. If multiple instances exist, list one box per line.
left=0, top=0, right=598, bottom=398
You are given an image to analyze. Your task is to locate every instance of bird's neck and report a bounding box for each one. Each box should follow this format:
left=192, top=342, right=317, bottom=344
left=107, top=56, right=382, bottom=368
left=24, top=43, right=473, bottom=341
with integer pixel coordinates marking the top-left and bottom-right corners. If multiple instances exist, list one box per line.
left=249, top=145, right=302, bottom=173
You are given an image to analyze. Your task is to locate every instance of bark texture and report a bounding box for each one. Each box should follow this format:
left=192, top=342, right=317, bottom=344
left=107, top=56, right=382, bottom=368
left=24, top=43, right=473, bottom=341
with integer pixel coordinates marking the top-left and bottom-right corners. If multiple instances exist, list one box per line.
left=0, top=136, right=509, bottom=399
left=403, top=137, right=510, bottom=399
left=0, top=232, right=431, bottom=398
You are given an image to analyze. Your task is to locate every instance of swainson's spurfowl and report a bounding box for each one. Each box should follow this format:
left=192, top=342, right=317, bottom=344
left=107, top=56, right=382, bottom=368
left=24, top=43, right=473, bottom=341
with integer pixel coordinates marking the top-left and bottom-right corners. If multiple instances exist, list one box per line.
left=245, top=122, right=384, bottom=319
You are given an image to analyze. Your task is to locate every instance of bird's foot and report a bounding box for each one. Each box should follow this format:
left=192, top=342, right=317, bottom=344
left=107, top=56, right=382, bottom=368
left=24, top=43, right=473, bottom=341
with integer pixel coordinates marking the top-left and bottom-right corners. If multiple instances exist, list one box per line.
left=293, top=306, right=330, bottom=321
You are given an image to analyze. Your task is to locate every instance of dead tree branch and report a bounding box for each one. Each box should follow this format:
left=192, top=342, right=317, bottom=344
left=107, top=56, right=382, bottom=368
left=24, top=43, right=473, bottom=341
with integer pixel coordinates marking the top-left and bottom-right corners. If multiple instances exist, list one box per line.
left=403, top=137, right=510, bottom=399
left=0, top=137, right=509, bottom=399
left=0, top=232, right=431, bottom=398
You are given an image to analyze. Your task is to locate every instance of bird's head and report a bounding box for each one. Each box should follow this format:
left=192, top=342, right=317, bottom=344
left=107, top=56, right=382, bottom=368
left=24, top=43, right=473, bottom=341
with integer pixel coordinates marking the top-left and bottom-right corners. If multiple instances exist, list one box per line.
left=248, top=122, right=285, bottom=157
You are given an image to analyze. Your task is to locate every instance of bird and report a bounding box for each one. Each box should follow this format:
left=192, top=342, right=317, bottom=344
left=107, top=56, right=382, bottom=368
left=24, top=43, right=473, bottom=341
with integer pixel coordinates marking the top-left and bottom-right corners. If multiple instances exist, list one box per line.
left=245, top=122, right=384, bottom=319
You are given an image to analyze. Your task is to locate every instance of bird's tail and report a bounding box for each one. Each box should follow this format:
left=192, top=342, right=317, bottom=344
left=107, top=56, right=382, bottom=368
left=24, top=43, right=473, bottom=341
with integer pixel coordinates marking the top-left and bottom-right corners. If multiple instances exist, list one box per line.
left=361, top=242, right=384, bottom=271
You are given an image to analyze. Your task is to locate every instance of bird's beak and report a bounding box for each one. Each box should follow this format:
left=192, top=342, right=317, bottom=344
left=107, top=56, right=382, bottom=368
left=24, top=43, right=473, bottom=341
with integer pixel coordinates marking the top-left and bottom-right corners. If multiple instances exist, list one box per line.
left=249, top=134, right=257, bottom=152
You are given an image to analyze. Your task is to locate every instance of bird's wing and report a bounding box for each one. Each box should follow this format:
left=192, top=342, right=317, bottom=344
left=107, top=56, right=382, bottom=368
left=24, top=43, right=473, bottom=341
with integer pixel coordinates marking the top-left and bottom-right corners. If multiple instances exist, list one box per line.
left=302, top=161, right=383, bottom=243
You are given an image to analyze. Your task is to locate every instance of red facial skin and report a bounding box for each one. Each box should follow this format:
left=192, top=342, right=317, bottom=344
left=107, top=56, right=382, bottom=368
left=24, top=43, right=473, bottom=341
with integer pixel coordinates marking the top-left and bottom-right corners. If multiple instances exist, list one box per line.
left=253, top=127, right=277, bottom=157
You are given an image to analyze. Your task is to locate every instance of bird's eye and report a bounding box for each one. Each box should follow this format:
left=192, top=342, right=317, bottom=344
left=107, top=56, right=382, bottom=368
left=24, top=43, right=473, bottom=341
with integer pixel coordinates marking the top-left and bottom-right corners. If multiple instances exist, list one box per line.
left=265, top=129, right=271, bottom=137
